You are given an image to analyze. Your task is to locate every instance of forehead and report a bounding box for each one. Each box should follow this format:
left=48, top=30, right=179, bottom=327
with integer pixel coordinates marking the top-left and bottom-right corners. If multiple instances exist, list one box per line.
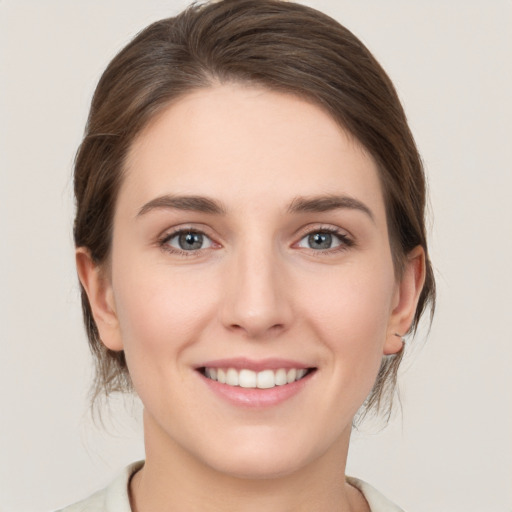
left=121, top=84, right=386, bottom=219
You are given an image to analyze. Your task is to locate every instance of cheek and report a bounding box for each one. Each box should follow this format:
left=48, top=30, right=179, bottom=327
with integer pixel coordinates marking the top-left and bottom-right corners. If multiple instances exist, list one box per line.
left=112, top=261, right=219, bottom=371
left=300, top=259, right=396, bottom=371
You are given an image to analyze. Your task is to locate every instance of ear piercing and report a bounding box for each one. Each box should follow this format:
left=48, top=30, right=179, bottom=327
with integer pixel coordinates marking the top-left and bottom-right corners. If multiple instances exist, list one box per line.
left=393, top=332, right=407, bottom=348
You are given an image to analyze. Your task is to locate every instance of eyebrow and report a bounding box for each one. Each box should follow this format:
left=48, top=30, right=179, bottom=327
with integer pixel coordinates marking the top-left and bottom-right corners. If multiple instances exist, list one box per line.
left=137, top=193, right=374, bottom=221
left=137, top=195, right=227, bottom=217
left=287, top=194, right=374, bottom=221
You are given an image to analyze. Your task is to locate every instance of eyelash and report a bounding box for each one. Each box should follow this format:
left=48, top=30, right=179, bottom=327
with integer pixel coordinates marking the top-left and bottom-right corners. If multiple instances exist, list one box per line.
left=295, top=226, right=355, bottom=254
left=157, top=226, right=354, bottom=256
left=158, top=227, right=216, bottom=257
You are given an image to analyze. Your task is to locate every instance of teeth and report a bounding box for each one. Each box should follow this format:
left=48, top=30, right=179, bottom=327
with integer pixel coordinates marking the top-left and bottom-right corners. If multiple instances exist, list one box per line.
left=257, top=369, right=275, bottom=389
left=204, top=367, right=310, bottom=388
left=239, top=369, right=257, bottom=388
left=275, top=368, right=287, bottom=386
left=226, top=368, right=239, bottom=386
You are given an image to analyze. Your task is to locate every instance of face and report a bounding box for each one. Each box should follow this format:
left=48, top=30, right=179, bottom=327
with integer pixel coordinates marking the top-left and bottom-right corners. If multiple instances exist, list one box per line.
left=80, top=84, right=421, bottom=479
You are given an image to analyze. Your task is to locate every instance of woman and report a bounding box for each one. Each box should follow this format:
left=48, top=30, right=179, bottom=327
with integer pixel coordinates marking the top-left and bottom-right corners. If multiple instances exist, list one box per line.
left=62, top=0, right=435, bottom=510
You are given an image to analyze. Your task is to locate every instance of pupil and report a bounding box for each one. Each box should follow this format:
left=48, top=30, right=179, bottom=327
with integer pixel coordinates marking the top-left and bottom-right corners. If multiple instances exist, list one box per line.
left=309, top=232, right=332, bottom=249
left=179, top=232, right=203, bottom=250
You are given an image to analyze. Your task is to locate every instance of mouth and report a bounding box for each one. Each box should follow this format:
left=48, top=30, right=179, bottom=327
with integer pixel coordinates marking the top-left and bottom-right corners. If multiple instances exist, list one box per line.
left=198, top=366, right=316, bottom=389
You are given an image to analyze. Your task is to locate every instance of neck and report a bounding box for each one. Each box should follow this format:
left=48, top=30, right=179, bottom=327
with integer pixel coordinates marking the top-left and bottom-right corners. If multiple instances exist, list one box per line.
left=129, top=410, right=368, bottom=512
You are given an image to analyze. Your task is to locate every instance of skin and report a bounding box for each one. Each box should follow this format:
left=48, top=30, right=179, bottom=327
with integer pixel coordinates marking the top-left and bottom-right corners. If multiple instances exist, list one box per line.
left=77, top=83, right=425, bottom=512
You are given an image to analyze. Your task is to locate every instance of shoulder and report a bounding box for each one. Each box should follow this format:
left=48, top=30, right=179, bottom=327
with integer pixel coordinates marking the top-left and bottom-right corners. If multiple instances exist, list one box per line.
left=56, top=464, right=402, bottom=512
left=55, top=461, right=144, bottom=512
left=347, top=477, right=406, bottom=512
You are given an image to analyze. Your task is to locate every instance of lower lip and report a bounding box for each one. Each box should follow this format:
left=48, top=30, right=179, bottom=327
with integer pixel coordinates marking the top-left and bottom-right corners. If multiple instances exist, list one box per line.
left=199, top=371, right=314, bottom=408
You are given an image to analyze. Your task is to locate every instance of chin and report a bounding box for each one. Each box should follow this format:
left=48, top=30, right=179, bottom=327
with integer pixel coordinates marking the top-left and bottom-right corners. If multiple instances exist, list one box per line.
left=193, top=427, right=333, bottom=481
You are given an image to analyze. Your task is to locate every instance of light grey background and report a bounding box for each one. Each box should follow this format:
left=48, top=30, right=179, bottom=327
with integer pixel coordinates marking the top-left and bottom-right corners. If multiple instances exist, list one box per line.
left=1, top=1, right=511, bottom=511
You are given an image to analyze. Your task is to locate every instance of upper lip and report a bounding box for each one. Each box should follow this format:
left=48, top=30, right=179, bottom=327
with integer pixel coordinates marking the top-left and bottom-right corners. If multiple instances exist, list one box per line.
left=197, top=357, right=313, bottom=372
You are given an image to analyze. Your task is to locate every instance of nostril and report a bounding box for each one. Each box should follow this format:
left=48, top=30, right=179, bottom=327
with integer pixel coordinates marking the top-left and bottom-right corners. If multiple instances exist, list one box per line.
left=228, top=322, right=286, bottom=337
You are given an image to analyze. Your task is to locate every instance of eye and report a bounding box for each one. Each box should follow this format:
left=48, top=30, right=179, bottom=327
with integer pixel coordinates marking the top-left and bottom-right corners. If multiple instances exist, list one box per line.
left=163, top=230, right=214, bottom=251
left=296, top=229, right=351, bottom=251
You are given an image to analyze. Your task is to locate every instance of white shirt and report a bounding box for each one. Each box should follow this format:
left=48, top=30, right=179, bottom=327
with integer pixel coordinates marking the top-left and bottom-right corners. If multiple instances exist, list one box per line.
left=57, top=461, right=405, bottom=512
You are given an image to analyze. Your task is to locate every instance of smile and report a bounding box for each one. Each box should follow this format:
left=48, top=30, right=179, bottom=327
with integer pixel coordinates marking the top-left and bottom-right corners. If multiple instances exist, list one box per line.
left=201, top=367, right=313, bottom=389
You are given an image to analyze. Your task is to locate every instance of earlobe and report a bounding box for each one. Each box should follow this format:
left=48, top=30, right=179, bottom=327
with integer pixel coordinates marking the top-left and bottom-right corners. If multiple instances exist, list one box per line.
left=75, top=248, right=124, bottom=351
left=383, top=332, right=405, bottom=356
left=384, top=246, right=426, bottom=355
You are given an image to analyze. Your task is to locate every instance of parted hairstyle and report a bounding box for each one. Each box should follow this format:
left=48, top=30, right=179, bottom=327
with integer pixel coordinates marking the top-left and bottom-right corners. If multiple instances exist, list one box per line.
left=74, top=0, right=435, bottom=417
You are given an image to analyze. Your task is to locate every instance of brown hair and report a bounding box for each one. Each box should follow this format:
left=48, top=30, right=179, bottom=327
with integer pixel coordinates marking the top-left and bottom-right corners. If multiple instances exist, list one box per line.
left=74, top=0, right=435, bottom=416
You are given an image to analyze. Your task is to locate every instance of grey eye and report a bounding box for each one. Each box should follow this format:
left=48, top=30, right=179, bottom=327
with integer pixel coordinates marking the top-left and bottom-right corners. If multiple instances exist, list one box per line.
left=297, top=232, right=343, bottom=250
left=167, top=231, right=213, bottom=251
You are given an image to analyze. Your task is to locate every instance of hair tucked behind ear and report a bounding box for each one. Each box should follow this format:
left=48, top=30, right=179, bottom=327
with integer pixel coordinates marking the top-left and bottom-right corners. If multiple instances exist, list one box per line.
left=74, top=0, right=435, bottom=416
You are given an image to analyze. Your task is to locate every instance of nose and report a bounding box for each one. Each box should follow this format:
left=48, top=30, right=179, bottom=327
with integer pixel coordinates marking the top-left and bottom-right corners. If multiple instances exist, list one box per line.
left=219, top=242, right=293, bottom=339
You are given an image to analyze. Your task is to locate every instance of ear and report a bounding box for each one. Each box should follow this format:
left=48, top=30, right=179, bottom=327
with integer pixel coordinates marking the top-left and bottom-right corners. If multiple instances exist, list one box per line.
left=384, top=246, right=426, bottom=355
left=75, top=247, right=124, bottom=351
